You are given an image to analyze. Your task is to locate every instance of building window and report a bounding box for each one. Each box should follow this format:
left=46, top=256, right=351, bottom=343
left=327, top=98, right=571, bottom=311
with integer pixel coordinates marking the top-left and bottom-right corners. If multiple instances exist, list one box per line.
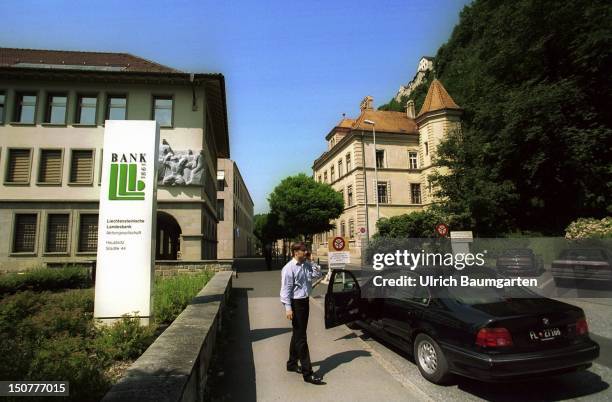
left=347, top=185, right=353, bottom=206
left=78, top=214, right=98, bottom=252
left=77, top=95, right=98, bottom=125
left=341, top=221, right=346, bottom=237
left=0, top=92, right=5, bottom=124
left=409, top=151, right=418, bottom=169
left=425, top=142, right=429, bottom=156
left=348, top=219, right=355, bottom=239
left=14, top=93, right=37, bottom=123
left=376, top=150, right=385, bottom=168
left=153, top=96, right=173, bottom=127
left=5, top=148, right=31, bottom=184
left=46, top=214, right=69, bottom=253
left=13, top=214, right=37, bottom=253
left=411, top=183, right=422, bottom=204
left=69, top=150, right=94, bottom=184
left=38, top=149, right=62, bottom=184
left=346, top=153, right=352, bottom=172
left=318, top=175, right=321, bottom=183
left=217, top=199, right=225, bottom=221
left=330, top=165, right=335, bottom=182
left=377, top=182, right=388, bottom=204
left=106, top=95, right=126, bottom=120
left=428, top=181, right=432, bottom=195
left=45, top=94, right=67, bottom=124
left=324, top=171, right=328, bottom=183
left=338, top=159, right=343, bottom=177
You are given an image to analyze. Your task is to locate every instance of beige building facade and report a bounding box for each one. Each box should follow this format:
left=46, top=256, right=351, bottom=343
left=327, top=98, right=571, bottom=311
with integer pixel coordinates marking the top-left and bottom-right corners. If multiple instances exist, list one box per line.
left=0, top=48, right=230, bottom=271
left=216, top=158, right=254, bottom=258
left=312, top=80, right=462, bottom=262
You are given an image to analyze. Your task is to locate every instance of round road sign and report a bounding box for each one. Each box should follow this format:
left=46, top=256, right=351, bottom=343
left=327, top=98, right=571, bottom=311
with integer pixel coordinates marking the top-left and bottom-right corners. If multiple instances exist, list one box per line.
left=435, top=223, right=449, bottom=237
left=332, top=236, right=346, bottom=251
left=359, top=227, right=366, bottom=234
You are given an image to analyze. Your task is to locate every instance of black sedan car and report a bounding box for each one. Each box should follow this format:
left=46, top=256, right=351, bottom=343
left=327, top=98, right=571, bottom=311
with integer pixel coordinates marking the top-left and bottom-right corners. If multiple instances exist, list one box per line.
left=496, top=248, right=542, bottom=277
left=325, top=269, right=599, bottom=384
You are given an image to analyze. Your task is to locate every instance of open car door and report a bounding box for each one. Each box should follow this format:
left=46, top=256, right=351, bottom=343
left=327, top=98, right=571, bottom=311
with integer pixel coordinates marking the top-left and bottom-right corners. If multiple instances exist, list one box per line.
left=325, top=269, right=361, bottom=329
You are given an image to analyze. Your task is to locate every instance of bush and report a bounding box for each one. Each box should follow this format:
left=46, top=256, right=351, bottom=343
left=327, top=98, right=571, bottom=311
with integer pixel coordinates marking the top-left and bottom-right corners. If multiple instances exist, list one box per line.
left=375, top=210, right=444, bottom=238
left=96, top=314, right=157, bottom=361
left=565, top=217, right=612, bottom=240
left=28, top=335, right=111, bottom=402
left=154, top=271, right=213, bottom=324
left=0, top=266, right=92, bottom=296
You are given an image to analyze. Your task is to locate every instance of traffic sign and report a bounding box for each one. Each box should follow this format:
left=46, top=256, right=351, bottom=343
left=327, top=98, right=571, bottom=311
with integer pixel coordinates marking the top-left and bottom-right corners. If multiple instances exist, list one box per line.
left=328, top=236, right=349, bottom=252
left=329, top=251, right=350, bottom=264
left=359, top=227, right=366, bottom=234
left=435, top=223, right=449, bottom=237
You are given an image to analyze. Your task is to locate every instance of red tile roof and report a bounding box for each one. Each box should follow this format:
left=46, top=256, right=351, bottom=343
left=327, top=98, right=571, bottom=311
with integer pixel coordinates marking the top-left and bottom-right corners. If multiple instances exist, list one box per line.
left=0, top=47, right=180, bottom=73
left=417, top=79, right=461, bottom=117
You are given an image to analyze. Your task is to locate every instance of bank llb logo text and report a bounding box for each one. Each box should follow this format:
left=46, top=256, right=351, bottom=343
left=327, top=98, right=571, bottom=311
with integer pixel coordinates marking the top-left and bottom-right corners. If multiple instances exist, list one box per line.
left=109, top=153, right=147, bottom=200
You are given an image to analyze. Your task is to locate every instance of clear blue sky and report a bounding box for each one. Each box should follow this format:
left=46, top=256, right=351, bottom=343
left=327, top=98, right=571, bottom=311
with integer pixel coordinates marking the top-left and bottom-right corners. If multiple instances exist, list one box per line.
left=1, top=0, right=471, bottom=213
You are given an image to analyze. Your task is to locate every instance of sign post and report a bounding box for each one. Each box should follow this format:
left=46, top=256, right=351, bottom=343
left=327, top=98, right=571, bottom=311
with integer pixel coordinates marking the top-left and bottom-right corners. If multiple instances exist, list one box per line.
left=94, top=121, right=160, bottom=325
left=325, top=236, right=350, bottom=284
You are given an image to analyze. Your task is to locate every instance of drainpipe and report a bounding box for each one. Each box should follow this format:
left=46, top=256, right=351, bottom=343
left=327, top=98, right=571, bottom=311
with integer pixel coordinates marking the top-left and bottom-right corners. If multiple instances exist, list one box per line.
left=360, top=130, right=370, bottom=245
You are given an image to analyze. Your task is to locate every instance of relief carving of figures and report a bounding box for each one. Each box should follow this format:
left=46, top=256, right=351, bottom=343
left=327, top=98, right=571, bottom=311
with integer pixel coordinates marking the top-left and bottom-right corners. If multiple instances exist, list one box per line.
left=157, top=139, right=205, bottom=186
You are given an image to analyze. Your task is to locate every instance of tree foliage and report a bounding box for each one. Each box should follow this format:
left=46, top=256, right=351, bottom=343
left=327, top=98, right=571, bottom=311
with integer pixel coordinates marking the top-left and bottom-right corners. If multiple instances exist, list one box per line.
left=375, top=210, right=444, bottom=238
left=268, top=173, right=344, bottom=240
left=386, top=0, right=612, bottom=235
left=433, top=0, right=611, bottom=234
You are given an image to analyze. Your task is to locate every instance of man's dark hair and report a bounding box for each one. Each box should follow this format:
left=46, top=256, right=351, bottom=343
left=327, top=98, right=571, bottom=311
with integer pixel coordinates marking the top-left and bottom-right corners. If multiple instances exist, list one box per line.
left=292, top=242, right=307, bottom=254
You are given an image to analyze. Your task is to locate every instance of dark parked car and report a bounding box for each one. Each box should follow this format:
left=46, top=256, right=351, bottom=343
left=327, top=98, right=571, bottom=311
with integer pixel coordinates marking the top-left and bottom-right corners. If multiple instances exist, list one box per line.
left=551, top=248, right=612, bottom=285
left=496, top=248, right=542, bottom=277
left=325, top=269, right=599, bottom=384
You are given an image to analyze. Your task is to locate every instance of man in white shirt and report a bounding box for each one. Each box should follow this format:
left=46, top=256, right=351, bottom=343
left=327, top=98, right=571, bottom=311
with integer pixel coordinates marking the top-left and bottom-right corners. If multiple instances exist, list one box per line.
left=280, top=242, right=324, bottom=385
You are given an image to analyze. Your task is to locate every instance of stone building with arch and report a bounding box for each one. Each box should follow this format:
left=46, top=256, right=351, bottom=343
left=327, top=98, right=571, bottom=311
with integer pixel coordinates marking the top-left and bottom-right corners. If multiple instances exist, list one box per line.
left=0, top=48, right=230, bottom=271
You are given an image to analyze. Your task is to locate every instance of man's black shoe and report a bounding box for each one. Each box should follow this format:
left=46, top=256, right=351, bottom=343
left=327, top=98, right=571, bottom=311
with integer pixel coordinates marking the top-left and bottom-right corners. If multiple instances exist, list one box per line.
left=303, top=373, right=325, bottom=385
left=286, top=366, right=302, bottom=374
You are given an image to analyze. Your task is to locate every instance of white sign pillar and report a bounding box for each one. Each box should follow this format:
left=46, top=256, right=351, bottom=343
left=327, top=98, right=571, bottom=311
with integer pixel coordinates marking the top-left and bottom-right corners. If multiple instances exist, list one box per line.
left=94, top=121, right=160, bottom=325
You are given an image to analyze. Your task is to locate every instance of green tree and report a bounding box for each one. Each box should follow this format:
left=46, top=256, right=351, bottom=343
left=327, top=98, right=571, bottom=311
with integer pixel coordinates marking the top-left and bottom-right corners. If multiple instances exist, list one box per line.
left=428, top=0, right=612, bottom=234
left=268, top=173, right=344, bottom=242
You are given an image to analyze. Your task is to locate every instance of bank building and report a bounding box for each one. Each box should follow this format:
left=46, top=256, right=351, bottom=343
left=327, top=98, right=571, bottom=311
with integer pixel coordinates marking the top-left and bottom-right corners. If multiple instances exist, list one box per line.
left=0, top=47, right=231, bottom=271
left=312, top=79, right=462, bottom=262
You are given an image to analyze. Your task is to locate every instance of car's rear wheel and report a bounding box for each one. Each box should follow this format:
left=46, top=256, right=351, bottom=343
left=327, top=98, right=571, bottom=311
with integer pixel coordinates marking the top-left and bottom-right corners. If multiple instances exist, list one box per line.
left=414, top=333, right=450, bottom=384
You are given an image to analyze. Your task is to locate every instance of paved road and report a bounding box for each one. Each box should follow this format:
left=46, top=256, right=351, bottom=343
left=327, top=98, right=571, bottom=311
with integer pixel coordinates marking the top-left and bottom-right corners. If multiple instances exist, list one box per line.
left=208, top=258, right=428, bottom=402
left=209, top=258, right=612, bottom=401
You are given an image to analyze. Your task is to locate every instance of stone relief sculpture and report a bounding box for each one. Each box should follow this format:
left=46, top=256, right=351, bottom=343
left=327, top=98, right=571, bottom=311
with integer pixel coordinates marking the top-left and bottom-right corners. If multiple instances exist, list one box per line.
left=157, top=139, right=205, bottom=186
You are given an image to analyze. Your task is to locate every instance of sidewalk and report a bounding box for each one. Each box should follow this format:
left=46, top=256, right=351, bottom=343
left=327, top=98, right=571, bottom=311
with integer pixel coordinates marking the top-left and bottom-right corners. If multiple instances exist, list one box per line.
left=208, top=258, right=428, bottom=402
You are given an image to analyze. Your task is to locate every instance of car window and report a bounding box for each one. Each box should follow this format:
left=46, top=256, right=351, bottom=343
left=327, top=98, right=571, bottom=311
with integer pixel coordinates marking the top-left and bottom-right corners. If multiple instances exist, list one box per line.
left=385, top=270, right=429, bottom=304
left=559, top=249, right=606, bottom=261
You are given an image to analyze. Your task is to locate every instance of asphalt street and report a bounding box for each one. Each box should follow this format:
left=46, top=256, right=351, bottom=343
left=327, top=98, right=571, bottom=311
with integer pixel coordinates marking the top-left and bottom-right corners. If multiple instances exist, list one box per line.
left=209, top=258, right=612, bottom=401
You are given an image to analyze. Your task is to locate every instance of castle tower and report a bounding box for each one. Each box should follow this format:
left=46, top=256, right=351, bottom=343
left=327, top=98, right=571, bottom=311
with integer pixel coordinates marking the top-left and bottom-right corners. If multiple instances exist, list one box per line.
left=415, top=79, right=462, bottom=205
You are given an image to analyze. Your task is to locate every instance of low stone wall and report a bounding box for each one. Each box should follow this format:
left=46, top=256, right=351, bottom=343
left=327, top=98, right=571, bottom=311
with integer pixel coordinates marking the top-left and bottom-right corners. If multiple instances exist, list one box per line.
left=154, top=259, right=234, bottom=276
left=102, top=270, right=233, bottom=402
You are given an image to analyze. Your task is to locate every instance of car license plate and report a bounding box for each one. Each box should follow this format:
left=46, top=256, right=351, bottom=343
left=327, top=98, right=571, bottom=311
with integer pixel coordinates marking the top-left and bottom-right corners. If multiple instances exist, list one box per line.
left=529, top=327, right=562, bottom=341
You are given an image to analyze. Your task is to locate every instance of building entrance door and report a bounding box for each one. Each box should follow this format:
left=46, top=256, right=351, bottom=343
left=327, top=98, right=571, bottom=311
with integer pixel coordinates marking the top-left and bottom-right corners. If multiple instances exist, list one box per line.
left=156, top=212, right=181, bottom=260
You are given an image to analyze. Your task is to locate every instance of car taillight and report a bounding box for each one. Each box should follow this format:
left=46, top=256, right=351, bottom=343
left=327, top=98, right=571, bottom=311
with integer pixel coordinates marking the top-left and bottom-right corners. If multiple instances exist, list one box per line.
left=476, top=327, right=513, bottom=347
left=576, top=318, right=589, bottom=336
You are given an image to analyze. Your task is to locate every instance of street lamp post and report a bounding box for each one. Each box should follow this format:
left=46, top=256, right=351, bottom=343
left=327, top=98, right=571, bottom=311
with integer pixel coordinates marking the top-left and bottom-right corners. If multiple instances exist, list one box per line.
left=364, top=119, right=380, bottom=223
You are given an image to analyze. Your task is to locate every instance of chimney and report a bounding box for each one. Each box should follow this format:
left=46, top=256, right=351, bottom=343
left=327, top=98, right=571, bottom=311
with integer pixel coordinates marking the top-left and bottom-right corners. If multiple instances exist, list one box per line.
left=360, top=96, right=374, bottom=111
left=406, top=100, right=416, bottom=119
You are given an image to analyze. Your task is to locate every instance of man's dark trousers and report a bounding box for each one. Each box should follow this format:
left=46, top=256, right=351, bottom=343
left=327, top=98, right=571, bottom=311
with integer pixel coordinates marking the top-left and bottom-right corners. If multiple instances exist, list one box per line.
left=287, top=297, right=312, bottom=377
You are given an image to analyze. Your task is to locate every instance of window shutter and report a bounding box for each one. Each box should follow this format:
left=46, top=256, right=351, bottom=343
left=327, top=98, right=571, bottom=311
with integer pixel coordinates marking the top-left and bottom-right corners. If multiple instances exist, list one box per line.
left=14, top=214, right=37, bottom=252
left=46, top=214, right=69, bottom=252
left=387, top=182, right=392, bottom=204
left=70, top=150, right=93, bottom=184
left=79, top=214, right=98, bottom=252
left=39, top=150, right=62, bottom=183
left=7, top=149, right=31, bottom=183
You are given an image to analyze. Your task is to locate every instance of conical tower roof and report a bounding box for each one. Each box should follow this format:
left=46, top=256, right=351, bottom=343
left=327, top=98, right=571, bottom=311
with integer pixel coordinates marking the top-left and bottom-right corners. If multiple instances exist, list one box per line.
left=417, top=79, right=461, bottom=117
